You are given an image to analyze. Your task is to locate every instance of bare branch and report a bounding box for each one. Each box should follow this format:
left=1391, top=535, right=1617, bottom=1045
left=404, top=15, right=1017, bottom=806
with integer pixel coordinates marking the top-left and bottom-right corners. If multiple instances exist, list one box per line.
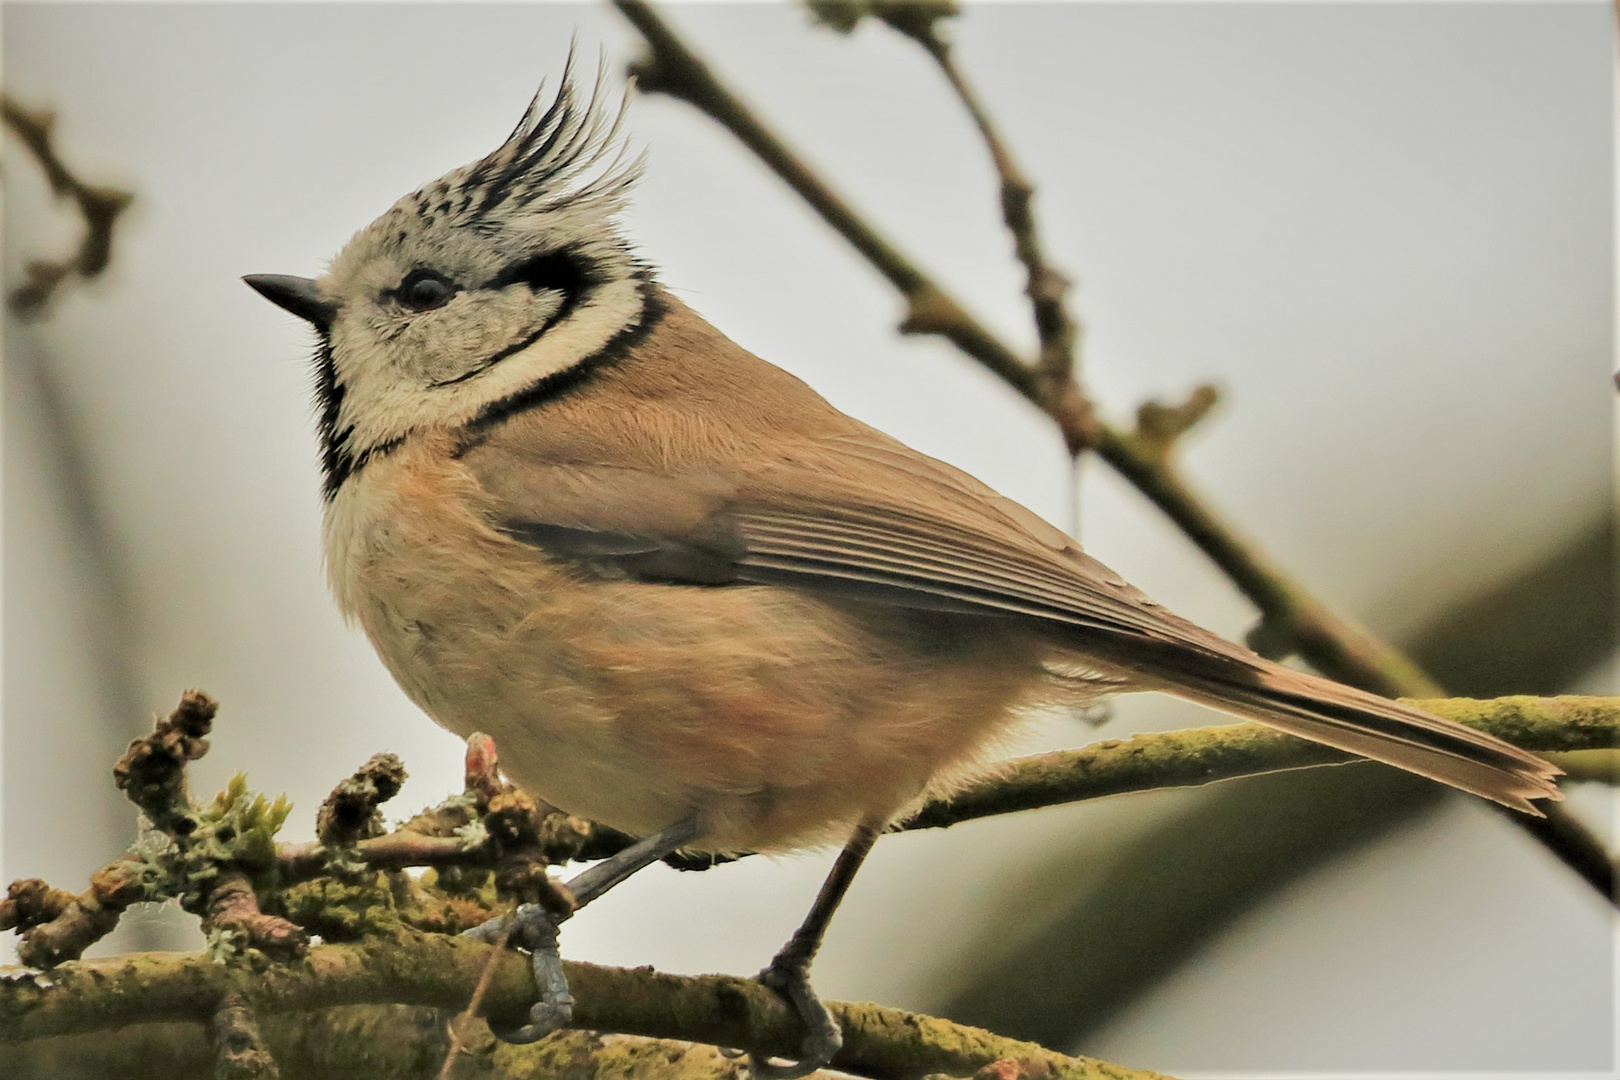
left=617, top=0, right=1038, bottom=399
left=860, top=3, right=1083, bottom=390
left=303, top=695, right=1615, bottom=875
left=2, top=95, right=134, bottom=316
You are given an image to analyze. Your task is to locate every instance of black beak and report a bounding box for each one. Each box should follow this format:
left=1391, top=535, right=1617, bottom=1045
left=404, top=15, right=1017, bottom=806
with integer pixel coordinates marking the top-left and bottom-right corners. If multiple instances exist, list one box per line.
left=243, top=274, right=337, bottom=333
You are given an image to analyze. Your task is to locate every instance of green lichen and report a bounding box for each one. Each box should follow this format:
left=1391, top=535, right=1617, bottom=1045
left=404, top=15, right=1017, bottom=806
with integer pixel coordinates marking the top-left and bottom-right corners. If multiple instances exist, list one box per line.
left=113, top=774, right=294, bottom=914
left=273, top=875, right=403, bottom=942
left=196, top=774, right=293, bottom=873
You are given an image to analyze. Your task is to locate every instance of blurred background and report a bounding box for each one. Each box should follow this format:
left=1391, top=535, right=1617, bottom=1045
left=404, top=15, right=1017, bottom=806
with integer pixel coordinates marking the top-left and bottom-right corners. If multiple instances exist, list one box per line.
left=3, top=2, right=1615, bottom=1076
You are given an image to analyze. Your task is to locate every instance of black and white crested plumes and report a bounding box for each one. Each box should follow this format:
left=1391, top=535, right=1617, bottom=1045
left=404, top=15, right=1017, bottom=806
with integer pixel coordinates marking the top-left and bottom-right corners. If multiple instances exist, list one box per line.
left=460, top=51, right=644, bottom=225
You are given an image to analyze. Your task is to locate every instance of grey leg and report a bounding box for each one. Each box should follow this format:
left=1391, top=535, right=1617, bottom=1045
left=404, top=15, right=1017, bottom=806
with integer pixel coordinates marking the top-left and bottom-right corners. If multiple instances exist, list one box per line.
left=466, top=814, right=703, bottom=1044
left=567, top=815, right=703, bottom=906
left=750, top=818, right=882, bottom=1080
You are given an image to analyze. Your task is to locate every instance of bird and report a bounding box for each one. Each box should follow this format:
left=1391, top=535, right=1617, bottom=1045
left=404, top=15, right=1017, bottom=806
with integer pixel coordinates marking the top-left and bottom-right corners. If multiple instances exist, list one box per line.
left=244, top=59, right=1561, bottom=1077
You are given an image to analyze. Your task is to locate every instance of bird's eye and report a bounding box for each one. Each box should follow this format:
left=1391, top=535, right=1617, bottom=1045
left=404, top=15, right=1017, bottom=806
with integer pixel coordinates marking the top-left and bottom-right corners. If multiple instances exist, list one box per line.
left=398, top=270, right=459, bottom=312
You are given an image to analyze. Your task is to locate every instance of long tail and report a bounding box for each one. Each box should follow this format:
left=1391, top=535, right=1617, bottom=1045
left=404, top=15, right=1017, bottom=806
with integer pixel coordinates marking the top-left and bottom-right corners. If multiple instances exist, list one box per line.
left=1159, top=661, right=1562, bottom=814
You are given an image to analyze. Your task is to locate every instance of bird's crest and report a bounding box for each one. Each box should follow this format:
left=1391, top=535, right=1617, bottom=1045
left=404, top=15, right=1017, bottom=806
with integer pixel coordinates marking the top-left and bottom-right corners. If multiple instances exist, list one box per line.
left=419, top=48, right=643, bottom=229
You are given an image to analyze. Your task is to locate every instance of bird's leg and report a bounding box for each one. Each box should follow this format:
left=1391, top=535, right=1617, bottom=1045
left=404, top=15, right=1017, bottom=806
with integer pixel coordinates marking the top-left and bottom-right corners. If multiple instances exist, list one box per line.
left=750, top=818, right=883, bottom=1080
left=467, top=814, right=704, bottom=1044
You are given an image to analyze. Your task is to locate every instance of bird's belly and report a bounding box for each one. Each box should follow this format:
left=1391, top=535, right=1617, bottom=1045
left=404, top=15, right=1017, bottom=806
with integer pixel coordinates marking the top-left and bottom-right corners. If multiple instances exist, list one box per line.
left=325, top=455, right=1044, bottom=852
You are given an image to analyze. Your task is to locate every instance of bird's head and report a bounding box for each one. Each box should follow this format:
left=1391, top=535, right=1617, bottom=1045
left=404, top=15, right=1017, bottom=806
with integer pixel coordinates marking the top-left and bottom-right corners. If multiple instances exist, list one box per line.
left=246, top=57, right=649, bottom=498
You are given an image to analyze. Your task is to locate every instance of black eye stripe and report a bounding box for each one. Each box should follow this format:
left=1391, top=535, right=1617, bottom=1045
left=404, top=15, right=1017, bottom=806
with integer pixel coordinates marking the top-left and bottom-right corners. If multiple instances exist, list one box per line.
left=485, top=249, right=596, bottom=295
left=387, top=250, right=595, bottom=320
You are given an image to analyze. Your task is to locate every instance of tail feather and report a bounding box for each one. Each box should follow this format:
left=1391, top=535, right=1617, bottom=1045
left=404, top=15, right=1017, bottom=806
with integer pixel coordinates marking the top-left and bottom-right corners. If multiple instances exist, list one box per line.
left=1161, top=665, right=1563, bottom=814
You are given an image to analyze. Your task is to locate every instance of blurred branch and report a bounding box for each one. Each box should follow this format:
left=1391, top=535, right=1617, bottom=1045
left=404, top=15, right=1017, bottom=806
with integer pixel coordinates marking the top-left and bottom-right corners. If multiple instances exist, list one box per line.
left=2, top=94, right=133, bottom=316
left=942, top=763, right=1444, bottom=1049
left=4, top=92, right=152, bottom=942
left=1545, top=750, right=1620, bottom=784
left=1409, top=514, right=1617, bottom=697
left=0, top=940, right=1171, bottom=1080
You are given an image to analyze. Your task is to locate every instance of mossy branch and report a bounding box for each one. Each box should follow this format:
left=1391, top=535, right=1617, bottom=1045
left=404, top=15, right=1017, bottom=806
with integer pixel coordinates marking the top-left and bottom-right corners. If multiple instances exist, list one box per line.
left=8, top=691, right=1605, bottom=1076
left=900, top=695, right=1619, bottom=832
left=0, top=939, right=1171, bottom=1080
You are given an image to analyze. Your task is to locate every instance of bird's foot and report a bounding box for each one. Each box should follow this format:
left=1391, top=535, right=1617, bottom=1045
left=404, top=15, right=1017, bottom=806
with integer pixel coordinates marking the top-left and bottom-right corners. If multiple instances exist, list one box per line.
left=462, top=903, right=574, bottom=1044
left=747, top=957, right=842, bottom=1079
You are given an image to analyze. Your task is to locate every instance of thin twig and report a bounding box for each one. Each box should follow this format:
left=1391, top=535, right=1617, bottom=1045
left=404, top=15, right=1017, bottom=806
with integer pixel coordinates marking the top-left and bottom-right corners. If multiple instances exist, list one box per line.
left=873, top=5, right=1081, bottom=390
left=436, top=917, right=516, bottom=1080
left=2, top=94, right=134, bottom=316
left=327, top=696, right=1617, bottom=870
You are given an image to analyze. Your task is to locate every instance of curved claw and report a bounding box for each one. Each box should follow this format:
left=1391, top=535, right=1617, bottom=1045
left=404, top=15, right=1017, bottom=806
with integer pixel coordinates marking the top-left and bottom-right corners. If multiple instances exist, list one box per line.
left=467, top=903, right=576, bottom=1045
left=747, top=962, right=843, bottom=1079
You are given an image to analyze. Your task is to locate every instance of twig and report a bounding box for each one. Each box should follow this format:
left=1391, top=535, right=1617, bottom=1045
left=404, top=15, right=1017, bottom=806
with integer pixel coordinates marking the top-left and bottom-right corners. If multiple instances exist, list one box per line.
left=203, top=872, right=308, bottom=961
left=0, top=938, right=1174, bottom=1080
left=618, top=0, right=1036, bottom=400
left=292, top=696, right=1616, bottom=874
left=111, top=689, right=215, bottom=834
left=315, top=753, right=407, bottom=849
left=210, top=990, right=281, bottom=1080
left=436, top=917, right=515, bottom=1080
left=2, top=95, right=134, bottom=316
left=3, top=693, right=220, bottom=966
left=855, top=2, right=1082, bottom=390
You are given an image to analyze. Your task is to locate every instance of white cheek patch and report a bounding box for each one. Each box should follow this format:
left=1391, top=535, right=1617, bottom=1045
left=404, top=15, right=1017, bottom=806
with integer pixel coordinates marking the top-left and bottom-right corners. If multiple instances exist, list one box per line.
left=340, top=275, right=646, bottom=453
left=410, top=290, right=560, bottom=387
